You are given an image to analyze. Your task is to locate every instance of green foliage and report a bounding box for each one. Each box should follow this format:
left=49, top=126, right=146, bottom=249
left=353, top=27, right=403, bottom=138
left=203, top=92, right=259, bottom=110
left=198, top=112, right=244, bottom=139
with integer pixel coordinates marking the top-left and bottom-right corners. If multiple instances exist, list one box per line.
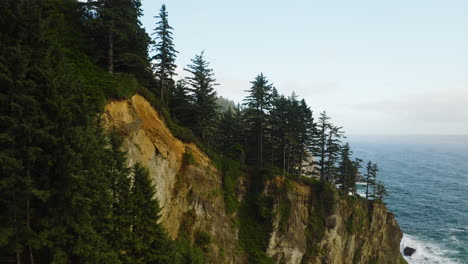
left=152, top=4, right=178, bottom=104
left=214, top=157, right=242, bottom=214
left=184, top=51, right=219, bottom=141
left=176, top=210, right=207, bottom=264
left=302, top=180, right=338, bottom=260
left=183, top=152, right=195, bottom=166
left=174, top=238, right=206, bottom=264
left=195, top=230, right=212, bottom=252
left=345, top=206, right=368, bottom=234
left=161, top=107, right=199, bottom=144
left=0, top=1, right=202, bottom=262
left=238, top=169, right=275, bottom=264
left=277, top=179, right=293, bottom=232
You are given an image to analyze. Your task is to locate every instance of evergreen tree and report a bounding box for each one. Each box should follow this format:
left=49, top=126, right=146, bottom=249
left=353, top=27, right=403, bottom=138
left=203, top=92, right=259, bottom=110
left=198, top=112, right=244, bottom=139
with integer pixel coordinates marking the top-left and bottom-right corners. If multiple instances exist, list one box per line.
left=324, top=125, right=344, bottom=184
left=269, top=93, right=289, bottom=172
left=81, top=0, right=150, bottom=75
left=243, top=73, right=273, bottom=168
left=0, top=1, right=200, bottom=263
left=365, top=161, right=378, bottom=199
left=309, top=111, right=344, bottom=183
left=296, top=99, right=315, bottom=177
left=374, top=181, right=388, bottom=201
left=338, top=143, right=353, bottom=193
left=106, top=132, right=132, bottom=261
left=152, top=4, right=178, bottom=104
left=337, top=143, right=362, bottom=195
left=350, top=158, right=363, bottom=195
left=129, top=163, right=174, bottom=263
left=217, top=109, right=236, bottom=155
left=169, top=80, right=194, bottom=126
left=311, top=111, right=330, bottom=181
left=184, top=51, right=218, bottom=140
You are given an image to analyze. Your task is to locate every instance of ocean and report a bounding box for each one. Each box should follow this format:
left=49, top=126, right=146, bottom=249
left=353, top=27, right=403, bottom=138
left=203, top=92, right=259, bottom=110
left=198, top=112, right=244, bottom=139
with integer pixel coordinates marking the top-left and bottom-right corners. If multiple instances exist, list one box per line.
left=348, top=135, right=468, bottom=264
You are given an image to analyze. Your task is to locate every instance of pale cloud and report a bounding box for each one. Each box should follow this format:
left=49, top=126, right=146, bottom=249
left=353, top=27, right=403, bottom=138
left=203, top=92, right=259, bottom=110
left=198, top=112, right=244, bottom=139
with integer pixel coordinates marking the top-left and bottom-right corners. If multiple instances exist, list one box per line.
left=277, top=80, right=340, bottom=98
left=344, top=88, right=468, bottom=134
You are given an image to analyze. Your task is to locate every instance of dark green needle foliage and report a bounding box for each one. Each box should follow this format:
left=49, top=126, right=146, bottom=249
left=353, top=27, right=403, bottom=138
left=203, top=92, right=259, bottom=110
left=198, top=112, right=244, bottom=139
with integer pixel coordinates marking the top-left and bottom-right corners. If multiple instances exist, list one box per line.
left=0, top=0, right=389, bottom=262
left=184, top=51, right=219, bottom=141
left=152, top=4, right=178, bottom=104
left=0, top=1, right=191, bottom=263
left=128, top=163, right=174, bottom=264
left=243, top=74, right=273, bottom=168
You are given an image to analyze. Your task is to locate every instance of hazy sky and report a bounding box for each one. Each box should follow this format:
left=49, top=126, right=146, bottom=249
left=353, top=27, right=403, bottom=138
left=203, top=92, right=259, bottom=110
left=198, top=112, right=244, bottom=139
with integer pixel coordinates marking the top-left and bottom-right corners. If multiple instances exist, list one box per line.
left=140, top=0, right=468, bottom=135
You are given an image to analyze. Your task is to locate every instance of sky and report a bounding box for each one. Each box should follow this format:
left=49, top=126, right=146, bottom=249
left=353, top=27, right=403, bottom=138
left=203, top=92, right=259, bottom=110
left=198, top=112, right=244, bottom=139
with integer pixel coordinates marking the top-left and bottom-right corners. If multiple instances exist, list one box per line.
left=140, top=0, right=468, bottom=135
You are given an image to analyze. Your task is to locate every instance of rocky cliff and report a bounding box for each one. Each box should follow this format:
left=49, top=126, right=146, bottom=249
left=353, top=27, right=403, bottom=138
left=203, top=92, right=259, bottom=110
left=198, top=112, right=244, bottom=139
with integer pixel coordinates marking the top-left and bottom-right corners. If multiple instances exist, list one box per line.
left=265, top=178, right=407, bottom=264
left=103, top=94, right=406, bottom=264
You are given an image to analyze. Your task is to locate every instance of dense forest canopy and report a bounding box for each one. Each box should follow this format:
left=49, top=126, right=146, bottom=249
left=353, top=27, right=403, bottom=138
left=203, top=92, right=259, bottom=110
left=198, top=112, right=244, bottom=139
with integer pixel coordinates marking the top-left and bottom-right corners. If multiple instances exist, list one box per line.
left=0, top=1, right=387, bottom=263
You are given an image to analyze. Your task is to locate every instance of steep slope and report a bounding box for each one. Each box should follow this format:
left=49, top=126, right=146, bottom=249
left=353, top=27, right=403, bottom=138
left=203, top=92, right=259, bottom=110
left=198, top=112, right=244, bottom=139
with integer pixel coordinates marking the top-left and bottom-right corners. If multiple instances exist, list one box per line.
left=103, top=94, right=406, bottom=264
left=103, top=94, right=245, bottom=263
left=265, top=178, right=407, bottom=264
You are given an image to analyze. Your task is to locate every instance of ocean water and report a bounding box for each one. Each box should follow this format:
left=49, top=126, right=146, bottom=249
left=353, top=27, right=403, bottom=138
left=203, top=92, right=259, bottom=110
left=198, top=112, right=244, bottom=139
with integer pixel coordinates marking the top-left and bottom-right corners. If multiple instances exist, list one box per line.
left=348, top=135, right=468, bottom=264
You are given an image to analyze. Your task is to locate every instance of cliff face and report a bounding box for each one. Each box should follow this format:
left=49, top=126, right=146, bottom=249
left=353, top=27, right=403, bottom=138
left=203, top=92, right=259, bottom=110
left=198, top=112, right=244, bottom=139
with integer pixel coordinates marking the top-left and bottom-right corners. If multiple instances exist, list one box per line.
left=103, top=95, right=245, bottom=263
left=265, top=178, right=406, bottom=264
left=103, top=95, right=406, bottom=264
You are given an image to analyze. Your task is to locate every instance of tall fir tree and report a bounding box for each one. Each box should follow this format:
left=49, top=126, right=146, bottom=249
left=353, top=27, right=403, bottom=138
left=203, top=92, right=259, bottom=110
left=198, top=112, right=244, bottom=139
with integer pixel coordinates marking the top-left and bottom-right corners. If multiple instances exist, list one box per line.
left=374, top=181, right=388, bottom=201
left=169, top=80, right=194, bottom=125
left=270, top=93, right=290, bottom=172
left=128, top=163, right=174, bottom=263
left=184, top=51, right=218, bottom=141
left=296, top=99, right=315, bottom=177
left=324, top=124, right=344, bottom=184
left=312, top=111, right=331, bottom=181
left=82, top=0, right=147, bottom=74
left=365, top=161, right=378, bottom=199
left=243, top=73, right=273, bottom=168
left=152, top=4, right=178, bottom=104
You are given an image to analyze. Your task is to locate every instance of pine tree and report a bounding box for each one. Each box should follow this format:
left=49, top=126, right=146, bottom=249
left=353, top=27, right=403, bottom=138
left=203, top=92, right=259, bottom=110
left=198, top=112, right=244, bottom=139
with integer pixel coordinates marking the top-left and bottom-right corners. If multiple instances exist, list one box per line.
left=169, top=80, right=194, bottom=126
left=184, top=51, right=218, bottom=141
left=243, top=73, right=273, bottom=168
left=375, top=181, right=388, bottom=201
left=217, top=109, right=236, bottom=155
left=106, top=132, right=132, bottom=261
left=365, top=161, right=378, bottom=199
left=338, top=143, right=352, bottom=193
left=82, top=0, right=148, bottom=74
left=152, top=4, right=178, bottom=104
left=296, top=99, right=315, bottom=177
left=324, top=125, right=344, bottom=184
left=350, top=158, right=363, bottom=195
left=129, top=163, right=174, bottom=263
left=372, top=163, right=379, bottom=199
left=270, top=93, right=289, bottom=172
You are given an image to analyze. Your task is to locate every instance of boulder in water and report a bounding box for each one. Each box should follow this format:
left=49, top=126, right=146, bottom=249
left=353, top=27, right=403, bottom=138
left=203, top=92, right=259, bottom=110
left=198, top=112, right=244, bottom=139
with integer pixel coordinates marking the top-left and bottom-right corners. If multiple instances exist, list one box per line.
left=404, top=246, right=416, bottom=256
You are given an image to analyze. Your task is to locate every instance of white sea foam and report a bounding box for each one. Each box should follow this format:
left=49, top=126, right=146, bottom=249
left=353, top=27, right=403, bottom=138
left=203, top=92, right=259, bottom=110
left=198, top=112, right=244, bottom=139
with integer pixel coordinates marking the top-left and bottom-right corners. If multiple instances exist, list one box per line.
left=401, top=234, right=460, bottom=264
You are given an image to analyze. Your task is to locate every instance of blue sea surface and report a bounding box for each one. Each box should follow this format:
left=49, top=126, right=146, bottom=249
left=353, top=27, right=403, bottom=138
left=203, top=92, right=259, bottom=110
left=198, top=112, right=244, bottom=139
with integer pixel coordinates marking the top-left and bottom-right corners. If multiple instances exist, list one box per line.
left=348, top=135, right=468, bottom=264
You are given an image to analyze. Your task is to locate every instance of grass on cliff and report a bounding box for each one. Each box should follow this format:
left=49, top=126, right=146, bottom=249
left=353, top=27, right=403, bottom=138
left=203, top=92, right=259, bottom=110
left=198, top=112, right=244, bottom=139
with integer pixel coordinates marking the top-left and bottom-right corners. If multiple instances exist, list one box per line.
left=300, top=180, right=338, bottom=261
left=214, top=156, right=242, bottom=214
left=238, top=168, right=275, bottom=264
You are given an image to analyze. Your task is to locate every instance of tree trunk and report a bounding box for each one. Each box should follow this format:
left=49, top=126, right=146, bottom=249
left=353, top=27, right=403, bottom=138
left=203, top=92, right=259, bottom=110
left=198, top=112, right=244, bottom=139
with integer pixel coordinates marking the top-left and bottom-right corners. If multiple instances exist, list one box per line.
left=259, top=120, right=263, bottom=168
left=298, top=143, right=304, bottom=180
left=27, top=200, right=34, bottom=264
left=160, top=76, right=164, bottom=105
left=14, top=193, right=20, bottom=264
left=366, top=177, right=369, bottom=199
left=108, top=30, right=114, bottom=74
left=282, top=138, right=286, bottom=176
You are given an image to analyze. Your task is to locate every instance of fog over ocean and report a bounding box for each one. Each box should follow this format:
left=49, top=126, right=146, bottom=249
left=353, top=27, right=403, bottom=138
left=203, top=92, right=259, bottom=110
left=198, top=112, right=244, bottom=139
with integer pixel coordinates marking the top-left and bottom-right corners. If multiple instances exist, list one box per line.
left=349, top=135, right=468, bottom=264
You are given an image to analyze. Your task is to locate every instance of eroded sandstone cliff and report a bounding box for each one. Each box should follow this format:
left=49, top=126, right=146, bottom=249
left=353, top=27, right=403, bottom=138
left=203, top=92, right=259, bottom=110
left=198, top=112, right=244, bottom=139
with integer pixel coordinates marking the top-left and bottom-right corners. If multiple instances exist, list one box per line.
left=103, top=94, right=406, bottom=264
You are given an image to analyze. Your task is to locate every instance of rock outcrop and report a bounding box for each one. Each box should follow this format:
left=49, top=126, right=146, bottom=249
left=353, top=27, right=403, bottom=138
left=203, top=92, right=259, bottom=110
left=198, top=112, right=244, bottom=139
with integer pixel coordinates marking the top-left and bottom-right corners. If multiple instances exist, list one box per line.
left=103, top=94, right=407, bottom=264
left=265, top=178, right=407, bottom=264
left=103, top=95, right=245, bottom=263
